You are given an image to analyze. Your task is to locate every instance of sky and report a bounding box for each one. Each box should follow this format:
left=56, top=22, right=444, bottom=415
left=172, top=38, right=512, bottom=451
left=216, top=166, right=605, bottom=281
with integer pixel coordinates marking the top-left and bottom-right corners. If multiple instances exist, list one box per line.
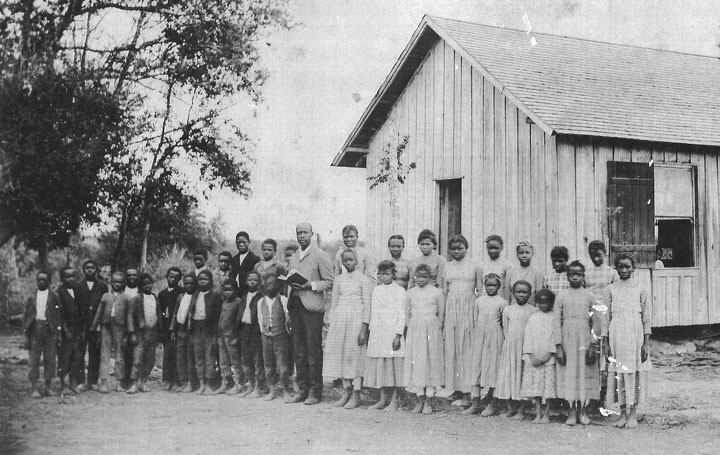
left=207, top=0, right=720, bottom=243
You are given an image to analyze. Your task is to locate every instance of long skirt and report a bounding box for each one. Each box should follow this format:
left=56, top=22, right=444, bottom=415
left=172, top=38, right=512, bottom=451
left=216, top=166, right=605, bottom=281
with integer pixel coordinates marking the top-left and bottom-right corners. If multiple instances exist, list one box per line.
left=365, top=357, right=404, bottom=388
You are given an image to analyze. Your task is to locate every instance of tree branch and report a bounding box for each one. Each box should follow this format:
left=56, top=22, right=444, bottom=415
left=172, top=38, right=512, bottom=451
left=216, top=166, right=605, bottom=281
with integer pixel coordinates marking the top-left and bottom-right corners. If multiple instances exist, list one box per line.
left=114, top=11, right=147, bottom=96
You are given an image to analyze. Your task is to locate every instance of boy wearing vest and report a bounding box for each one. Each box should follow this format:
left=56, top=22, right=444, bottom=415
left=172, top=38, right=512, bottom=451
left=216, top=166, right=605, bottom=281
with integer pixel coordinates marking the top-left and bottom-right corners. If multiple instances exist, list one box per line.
left=258, top=273, right=293, bottom=402
left=237, top=271, right=266, bottom=398
left=24, top=271, right=62, bottom=398
left=91, top=272, right=134, bottom=393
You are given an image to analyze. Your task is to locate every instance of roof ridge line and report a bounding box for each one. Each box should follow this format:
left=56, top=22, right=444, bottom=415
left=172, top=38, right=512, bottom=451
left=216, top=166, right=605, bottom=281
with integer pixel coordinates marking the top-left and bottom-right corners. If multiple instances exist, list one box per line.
left=426, top=14, right=720, bottom=60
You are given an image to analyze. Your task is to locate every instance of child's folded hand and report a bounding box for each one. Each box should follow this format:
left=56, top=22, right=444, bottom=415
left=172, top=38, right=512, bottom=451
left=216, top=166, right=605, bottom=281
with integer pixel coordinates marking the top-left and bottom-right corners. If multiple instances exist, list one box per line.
left=641, top=342, right=649, bottom=362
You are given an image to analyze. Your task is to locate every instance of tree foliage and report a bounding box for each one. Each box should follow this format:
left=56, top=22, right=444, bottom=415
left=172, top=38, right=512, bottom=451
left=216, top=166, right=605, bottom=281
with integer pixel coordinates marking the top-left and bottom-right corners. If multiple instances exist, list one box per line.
left=0, top=0, right=293, bottom=267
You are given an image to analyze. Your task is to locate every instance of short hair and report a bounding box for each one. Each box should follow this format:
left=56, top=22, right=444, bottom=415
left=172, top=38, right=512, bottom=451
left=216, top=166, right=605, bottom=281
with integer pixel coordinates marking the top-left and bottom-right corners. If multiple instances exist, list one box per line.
left=342, top=225, right=358, bottom=236
left=483, top=273, right=502, bottom=285
left=235, top=231, right=250, bottom=241
left=550, top=246, right=569, bottom=261
left=448, top=234, right=468, bottom=250
left=246, top=270, right=261, bottom=280
left=166, top=266, right=182, bottom=277
left=414, top=263, right=432, bottom=276
left=512, top=279, right=532, bottom=292
left=193, top=249, right=208, bottom=259
left=388, top=234, right=405, bottom=247
left=614, top=252, right=636, bottom=268
left=197, top=269, right=213, bottom=284
left=221, top=279, right=236, bottom=289
left=138, top=272, right=153, bottom=284
left=377, top=260, right=396, bottom=273
left=218, top=250, right=233, bottom=260
left=261, top=239, right=277, bottom=250
left=285, top=244, right=299, bottom=253
left=567, top=260, right=585, bottom=273
left=535, top=288, right=556, bottom=307
left=417, top=229, right=437, bottom=246
left=36, top=270, right=51, bottom=280
left=82, top=259, right=98, bottom=268
left=125, top=267, right=138, bottom=273
left=588, top=240, right=607, bottom=254
left=112, top=271, right=126, bottom=281
left=60, top=266, right=75, bottom=277
left=183, top=273, right=197, bottom=282
left=485, top=234, right=504, bottom=247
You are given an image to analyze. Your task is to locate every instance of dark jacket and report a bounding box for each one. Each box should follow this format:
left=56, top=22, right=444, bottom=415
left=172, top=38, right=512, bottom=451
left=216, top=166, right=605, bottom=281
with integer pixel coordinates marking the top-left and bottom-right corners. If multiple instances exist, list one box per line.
left=171, top=290, right=221, bottom=334
left=128, top=294, right=152, bottom=333
left=230, top=251, right=260, bottom=294
left=58, top=285, right=84, bottom=337
left=76, top=278, right=109, bottom=331
left=158, top=286, right=183, bottom=332
left=236, top=290, right=264, bottom=334
left=23, top=290, right=62, bottom=335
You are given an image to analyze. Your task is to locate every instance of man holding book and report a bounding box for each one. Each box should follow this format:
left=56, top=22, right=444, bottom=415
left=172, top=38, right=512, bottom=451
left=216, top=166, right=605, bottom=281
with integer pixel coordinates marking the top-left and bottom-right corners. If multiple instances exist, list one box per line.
left=285, top=222, right=334, bottom=405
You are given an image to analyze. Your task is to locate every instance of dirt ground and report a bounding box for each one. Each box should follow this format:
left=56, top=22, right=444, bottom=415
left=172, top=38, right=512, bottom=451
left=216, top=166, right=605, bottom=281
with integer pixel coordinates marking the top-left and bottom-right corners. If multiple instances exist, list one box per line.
left=1, top=331, right=719, bottom=455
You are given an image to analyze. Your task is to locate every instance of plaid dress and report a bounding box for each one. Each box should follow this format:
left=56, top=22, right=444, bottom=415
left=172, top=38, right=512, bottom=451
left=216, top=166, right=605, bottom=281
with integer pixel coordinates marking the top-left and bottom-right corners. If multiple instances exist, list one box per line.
left=544, top=271, right=569, bottom=296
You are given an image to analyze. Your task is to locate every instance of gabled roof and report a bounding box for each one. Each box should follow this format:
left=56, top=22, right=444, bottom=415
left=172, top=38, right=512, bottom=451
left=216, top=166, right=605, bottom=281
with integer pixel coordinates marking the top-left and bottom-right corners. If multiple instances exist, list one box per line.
left=333, top=15, right=720, bottom=167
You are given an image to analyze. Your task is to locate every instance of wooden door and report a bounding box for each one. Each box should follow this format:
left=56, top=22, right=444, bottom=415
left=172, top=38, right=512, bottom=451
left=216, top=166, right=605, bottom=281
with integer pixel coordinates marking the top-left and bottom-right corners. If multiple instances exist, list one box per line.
left=607, top=162, right=655, bottom=267
left=438, top=179, right=462, bottom=256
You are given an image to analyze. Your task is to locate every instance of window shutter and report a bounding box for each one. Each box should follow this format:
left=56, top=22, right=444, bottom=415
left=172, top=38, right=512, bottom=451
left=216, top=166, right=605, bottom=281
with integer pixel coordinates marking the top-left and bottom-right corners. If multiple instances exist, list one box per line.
left=607, top=161, right=655, bottom=268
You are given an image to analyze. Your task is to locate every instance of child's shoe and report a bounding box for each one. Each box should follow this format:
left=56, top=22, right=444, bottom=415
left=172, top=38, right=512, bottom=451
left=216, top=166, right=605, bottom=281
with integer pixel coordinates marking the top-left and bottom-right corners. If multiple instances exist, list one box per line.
left=98, top=383, right=109, bottom=394
left=461, top=397, right=482, bottom=415
left=422, top=400, right=434, bottom=415
left=195, top=381, right=207, bottom=395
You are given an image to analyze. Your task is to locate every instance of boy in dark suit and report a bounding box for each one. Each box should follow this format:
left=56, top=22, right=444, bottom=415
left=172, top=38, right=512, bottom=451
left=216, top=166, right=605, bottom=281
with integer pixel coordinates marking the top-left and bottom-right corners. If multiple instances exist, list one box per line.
left=158, top=267, right=182, bottom=390
left=237, top=271, right=266, bottom=397
left=57, top=267, right=85, bottom=394
left=24, top=271, right=62, bottom=398
left=91, top=272, right=134, bottom=393
left=171, top=274, right=199, bottom=393
left=76, top=260, right=109, bottom=391
left=230, top=231, right=260, bottom=294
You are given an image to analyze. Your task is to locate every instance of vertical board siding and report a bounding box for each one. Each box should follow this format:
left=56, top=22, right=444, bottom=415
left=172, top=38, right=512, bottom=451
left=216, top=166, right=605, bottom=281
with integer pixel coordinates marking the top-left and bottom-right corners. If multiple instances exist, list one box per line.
left=363, top=39, right=719, bottom=326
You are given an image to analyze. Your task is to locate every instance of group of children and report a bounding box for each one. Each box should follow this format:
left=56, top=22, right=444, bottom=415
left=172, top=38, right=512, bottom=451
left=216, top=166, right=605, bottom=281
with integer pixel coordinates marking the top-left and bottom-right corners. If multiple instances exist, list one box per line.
left=23, top=226, right=650, bottom=429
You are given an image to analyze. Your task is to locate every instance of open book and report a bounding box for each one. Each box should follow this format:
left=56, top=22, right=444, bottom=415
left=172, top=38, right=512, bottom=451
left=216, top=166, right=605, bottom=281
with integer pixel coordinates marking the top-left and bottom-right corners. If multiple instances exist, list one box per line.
left=278, top=269, right=309, bottom=287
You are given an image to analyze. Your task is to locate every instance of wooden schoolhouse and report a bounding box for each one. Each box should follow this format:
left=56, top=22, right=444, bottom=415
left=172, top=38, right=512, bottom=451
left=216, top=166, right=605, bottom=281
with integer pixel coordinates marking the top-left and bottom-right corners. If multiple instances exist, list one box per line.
left=331, top=15, right=720, bottom=328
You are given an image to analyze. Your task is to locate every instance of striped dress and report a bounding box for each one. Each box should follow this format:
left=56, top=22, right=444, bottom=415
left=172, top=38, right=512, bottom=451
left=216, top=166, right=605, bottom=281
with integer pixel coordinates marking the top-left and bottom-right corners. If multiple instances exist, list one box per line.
left=322, top=270, right=374, bottom=380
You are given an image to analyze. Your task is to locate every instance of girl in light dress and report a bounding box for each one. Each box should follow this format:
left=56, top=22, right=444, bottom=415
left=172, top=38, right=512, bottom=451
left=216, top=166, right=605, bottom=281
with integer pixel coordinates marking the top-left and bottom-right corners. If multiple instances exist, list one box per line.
left=464, top=273, right=508, bottom=416
left=408, top=229, right=446, bottom=289
left=387, top=234, right=411, bottom=289
left=554, top=261, right=601, bottom=426
left=323, top=249, right=374, bottom=409
left=481, top=235, right=512, bottom=300
left=404, top=264, right=445, bottom=415
left=443, top=235, right=483, bottom=408
left=505, top=241, right=545, bottom=306
left=363, top=260, right=406, bottom=411
left=520, top=289, right=557, bottom=424
left=602, top=253, right=652, bottom=430
left=495, top=280, right=538, bottom=420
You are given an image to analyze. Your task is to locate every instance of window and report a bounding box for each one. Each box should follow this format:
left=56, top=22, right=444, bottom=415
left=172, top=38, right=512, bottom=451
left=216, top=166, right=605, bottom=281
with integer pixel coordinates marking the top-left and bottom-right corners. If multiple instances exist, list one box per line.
left=607, top=162, right=655, bottom=268
left=437, top=179, right=462, bottom=256
left=654, top=165, right=696, bottom=268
